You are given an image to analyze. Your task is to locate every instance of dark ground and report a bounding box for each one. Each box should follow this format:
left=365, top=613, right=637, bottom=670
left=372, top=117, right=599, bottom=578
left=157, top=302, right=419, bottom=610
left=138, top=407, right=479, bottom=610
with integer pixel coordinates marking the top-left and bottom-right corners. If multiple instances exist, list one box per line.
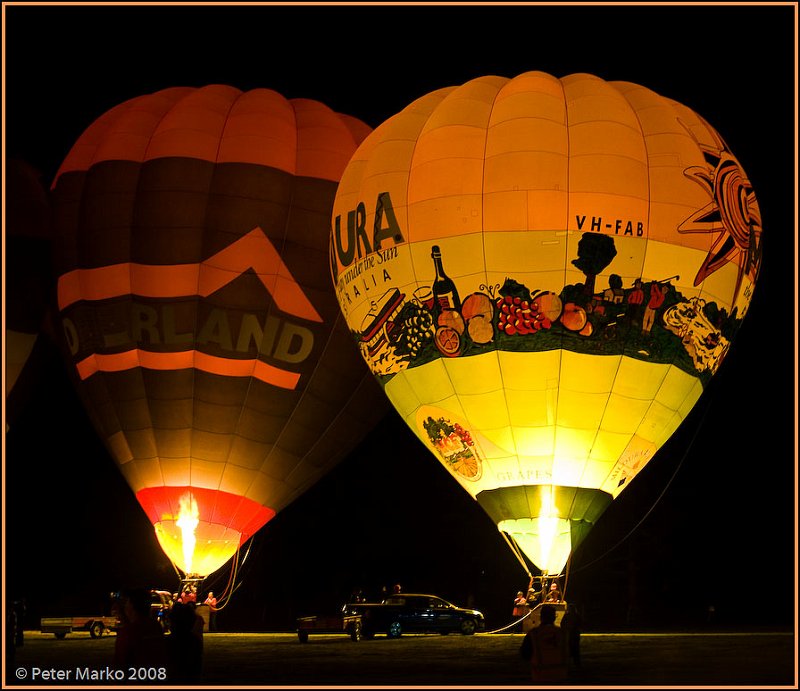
left=6, top=629, right=797, bottom=688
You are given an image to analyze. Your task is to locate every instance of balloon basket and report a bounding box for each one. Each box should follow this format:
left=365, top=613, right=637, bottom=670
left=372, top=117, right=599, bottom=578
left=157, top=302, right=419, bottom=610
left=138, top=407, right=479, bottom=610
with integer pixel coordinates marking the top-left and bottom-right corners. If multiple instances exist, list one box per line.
left=180, top=575, right=204, bottom=588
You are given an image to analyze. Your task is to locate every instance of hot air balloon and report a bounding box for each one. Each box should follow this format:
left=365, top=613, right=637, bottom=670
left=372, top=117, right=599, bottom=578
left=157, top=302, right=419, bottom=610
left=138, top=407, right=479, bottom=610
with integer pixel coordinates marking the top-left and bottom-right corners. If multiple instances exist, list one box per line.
left=49, top=85, right=388, bottom=583
left=5, top=158, right=54, bottom=427
left=330, top=72, right=762, bottom=578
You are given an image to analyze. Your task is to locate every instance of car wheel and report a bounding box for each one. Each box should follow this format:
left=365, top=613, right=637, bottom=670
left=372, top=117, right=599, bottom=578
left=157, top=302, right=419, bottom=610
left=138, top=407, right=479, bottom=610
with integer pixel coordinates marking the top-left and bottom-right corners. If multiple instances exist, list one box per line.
left=460, top=619, right=476, bottom=636
left=388, top=621, right=402, bottom=638
left=90, top=622, right=104, bottom=638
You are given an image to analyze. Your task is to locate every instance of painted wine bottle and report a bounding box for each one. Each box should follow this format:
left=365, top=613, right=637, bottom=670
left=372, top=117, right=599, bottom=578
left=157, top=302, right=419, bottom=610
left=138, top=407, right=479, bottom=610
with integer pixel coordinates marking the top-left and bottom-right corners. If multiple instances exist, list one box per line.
left=431, top=245, right=461, bottom=313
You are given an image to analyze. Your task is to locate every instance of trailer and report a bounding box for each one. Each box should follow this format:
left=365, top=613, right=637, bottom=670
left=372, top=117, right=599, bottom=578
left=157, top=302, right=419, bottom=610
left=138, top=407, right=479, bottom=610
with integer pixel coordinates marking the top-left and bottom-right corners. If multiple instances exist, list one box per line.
left=40, top=615, right=119, bottom=639
left=296, top=613, right=362, bottom=642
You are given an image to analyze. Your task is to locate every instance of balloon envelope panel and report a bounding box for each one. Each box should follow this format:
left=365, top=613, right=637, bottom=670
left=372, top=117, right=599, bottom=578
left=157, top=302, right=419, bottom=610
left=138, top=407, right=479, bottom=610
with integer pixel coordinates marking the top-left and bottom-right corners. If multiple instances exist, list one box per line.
left=6, top=159, right=53, bottom=400
left=51, top=85, right=387, bottom=577
left=330, top=72, right=761, bottom=574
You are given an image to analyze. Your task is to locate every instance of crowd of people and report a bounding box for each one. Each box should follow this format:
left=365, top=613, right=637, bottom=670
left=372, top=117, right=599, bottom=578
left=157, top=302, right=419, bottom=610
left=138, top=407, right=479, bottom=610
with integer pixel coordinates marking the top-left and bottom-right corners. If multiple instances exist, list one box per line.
left=512, top=578, right=583, bottom=682
left=112, top=584, right=219, bottom=684
left=510, top=578, right=564, bottom=622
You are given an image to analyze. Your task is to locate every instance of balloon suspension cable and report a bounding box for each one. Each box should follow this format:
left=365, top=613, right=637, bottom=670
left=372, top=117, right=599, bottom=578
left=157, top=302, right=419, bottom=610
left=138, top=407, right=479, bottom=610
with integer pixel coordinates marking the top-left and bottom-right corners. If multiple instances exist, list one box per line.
left=215, top=536, right=255, bottom=610
left=562, top=552, right=572, bottom=602
left=572, top=394, right=713, bottom=575
left=169, top=559, right=183, bottom=587
left=486, top=607, right=533, bottom=635
left=213, top=551, right=238, bottom=611
left=500, top=530, right=532, bottom=579
left=486, top=567, right=535, bottom=635
left=482, top=530, right=538, bottom=633
left=179, top=536, right=253, bottom=612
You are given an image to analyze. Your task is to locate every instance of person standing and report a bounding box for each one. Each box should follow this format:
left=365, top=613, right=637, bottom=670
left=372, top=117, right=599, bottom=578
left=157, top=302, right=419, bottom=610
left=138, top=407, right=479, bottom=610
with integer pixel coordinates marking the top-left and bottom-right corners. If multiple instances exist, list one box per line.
left=626, top=278, right=645, bottom=328
left=166, top=602, right=203, bottom=684
left=203, top=592, right=218, bottom=632
left=114, top=588, right=167, bottom=670
left=560, top=603, right=583, bottom=669
left=512, top=591, right=529, bottom=632
left=519, top=604, right=568, bottom=682
left=545, top=581, right=563, bottom=603
left=642, top=281, right=669, bottom=335
left=13, top=599, right=25, bottom=647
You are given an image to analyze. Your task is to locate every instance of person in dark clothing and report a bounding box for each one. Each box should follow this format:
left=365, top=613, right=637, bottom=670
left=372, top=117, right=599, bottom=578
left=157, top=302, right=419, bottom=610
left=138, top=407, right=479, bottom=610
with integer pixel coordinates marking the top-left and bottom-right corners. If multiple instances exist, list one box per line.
left=6, top=603, right=17, bottom=671
left=13, top=599, right=25, bottom=647
left=560, top=603, right=583, bottom=668
left=520, top=604, right=567, bottom=682
left=166, top=602, right=203, bottom=684
left=114, top=588, right=167, bottom=670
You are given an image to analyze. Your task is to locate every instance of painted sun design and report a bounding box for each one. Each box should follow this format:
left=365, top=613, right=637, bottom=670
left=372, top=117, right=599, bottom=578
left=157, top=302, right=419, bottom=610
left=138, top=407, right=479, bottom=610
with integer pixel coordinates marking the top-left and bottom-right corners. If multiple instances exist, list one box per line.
left=677, top=117, right=762, bottom=309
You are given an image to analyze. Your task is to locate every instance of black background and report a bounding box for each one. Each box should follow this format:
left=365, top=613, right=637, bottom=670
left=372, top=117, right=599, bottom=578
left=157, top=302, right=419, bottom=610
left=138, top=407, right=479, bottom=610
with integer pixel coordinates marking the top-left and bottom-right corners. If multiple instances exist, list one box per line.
left=3, top=3, right=796, bottom=632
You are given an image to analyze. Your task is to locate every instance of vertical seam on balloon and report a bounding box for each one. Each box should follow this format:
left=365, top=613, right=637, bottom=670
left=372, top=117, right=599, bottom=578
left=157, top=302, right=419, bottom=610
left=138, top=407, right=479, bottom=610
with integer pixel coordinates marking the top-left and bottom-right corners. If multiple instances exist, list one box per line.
left=400, top=88, right=441, bottom=464
left=633, top=365, right=674, bottom=467
left=283, top=111, right=372, bottom=492
left=128, top=89, right=192, bottom=500
left=262, top=96, right=302, bottom=498
left=616, top=81, right=652, bottom=381
left=137, top=92, right=168, bottom=498
left=604, top=82, right=659, bottom=493
left=489, top=77, right=519, bottom=481
left=288, top=316, right=367, bottom=496
left=404, top=91, right=435, bottom=376
left=552, top=74, right=570, bottom=481
left=114, top=95, right=157, bottom=499
left=213, top=85, right=251, bottom=503
left=70, top=96, right=135, bottom=497
left=190, top=86, right=222, bottom=498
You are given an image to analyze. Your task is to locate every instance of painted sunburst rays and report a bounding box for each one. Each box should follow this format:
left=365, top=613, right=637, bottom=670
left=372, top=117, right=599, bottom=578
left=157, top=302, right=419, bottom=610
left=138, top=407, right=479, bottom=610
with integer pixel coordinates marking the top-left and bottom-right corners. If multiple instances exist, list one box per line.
left=679, top=118, right=763, bottom=308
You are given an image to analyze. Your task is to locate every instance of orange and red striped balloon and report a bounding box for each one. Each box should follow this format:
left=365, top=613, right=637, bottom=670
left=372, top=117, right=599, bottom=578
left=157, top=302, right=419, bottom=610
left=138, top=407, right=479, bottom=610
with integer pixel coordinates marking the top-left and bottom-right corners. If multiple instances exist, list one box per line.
left=51, top=85, right=386, bottom=578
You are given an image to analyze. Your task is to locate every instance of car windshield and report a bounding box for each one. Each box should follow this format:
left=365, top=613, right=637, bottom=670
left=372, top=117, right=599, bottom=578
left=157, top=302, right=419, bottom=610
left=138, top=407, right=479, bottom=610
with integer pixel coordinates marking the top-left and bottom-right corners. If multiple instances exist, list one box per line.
left=383, top=595, right=452, bottom=608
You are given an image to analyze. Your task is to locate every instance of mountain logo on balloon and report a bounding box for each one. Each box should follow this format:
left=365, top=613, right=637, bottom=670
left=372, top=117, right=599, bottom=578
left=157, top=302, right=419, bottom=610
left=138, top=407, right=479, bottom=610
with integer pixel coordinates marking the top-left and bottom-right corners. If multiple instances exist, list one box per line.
left=58, top=227, right=322, bottom=390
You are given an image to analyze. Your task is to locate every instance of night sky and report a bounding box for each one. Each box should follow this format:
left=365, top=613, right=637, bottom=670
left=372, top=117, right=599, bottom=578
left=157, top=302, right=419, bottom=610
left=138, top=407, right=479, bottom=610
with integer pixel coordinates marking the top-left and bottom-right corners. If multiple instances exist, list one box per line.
left=3, top=3, right=796, bottom=633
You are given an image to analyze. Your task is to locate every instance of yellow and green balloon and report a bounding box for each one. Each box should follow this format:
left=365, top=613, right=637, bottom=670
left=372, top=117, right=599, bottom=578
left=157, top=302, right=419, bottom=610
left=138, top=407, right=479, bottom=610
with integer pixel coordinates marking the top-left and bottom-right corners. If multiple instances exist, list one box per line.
left=330, top=72, right=762, bottom=575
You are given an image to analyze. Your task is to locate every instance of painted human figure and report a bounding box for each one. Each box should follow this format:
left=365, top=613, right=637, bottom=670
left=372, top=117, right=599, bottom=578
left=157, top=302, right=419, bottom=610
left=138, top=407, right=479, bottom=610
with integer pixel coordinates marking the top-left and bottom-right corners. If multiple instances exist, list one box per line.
left=643, top=282, right=669, bottom=334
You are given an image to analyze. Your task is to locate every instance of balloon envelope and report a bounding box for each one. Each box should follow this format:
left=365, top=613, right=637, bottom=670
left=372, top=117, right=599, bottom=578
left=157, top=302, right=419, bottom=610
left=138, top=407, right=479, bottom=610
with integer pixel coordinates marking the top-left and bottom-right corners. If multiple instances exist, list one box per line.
left=5, top=159, right=55, bottom=429
left=50, top=85, right=387, bottom=578
left=330, top=72, right=762, bottom=574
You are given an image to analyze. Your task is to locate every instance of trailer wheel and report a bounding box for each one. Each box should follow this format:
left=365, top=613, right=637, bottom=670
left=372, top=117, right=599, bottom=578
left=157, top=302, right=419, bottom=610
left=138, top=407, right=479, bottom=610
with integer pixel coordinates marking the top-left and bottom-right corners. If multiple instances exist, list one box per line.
left=55, top=632, right=67, bottom=639
left=349, top=621, right=362, bottom=642
left=297, top=630, right=309, bottom=643
left=90, top=622, right=105, bottom=638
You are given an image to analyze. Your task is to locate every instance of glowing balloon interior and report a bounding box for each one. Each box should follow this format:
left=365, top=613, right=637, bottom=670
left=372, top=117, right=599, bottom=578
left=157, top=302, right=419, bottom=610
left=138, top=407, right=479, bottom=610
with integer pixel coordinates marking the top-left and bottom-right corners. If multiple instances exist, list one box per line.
left=330, top=72, right=762, bottom=575
left=50, top=85, right=387, bottom=578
